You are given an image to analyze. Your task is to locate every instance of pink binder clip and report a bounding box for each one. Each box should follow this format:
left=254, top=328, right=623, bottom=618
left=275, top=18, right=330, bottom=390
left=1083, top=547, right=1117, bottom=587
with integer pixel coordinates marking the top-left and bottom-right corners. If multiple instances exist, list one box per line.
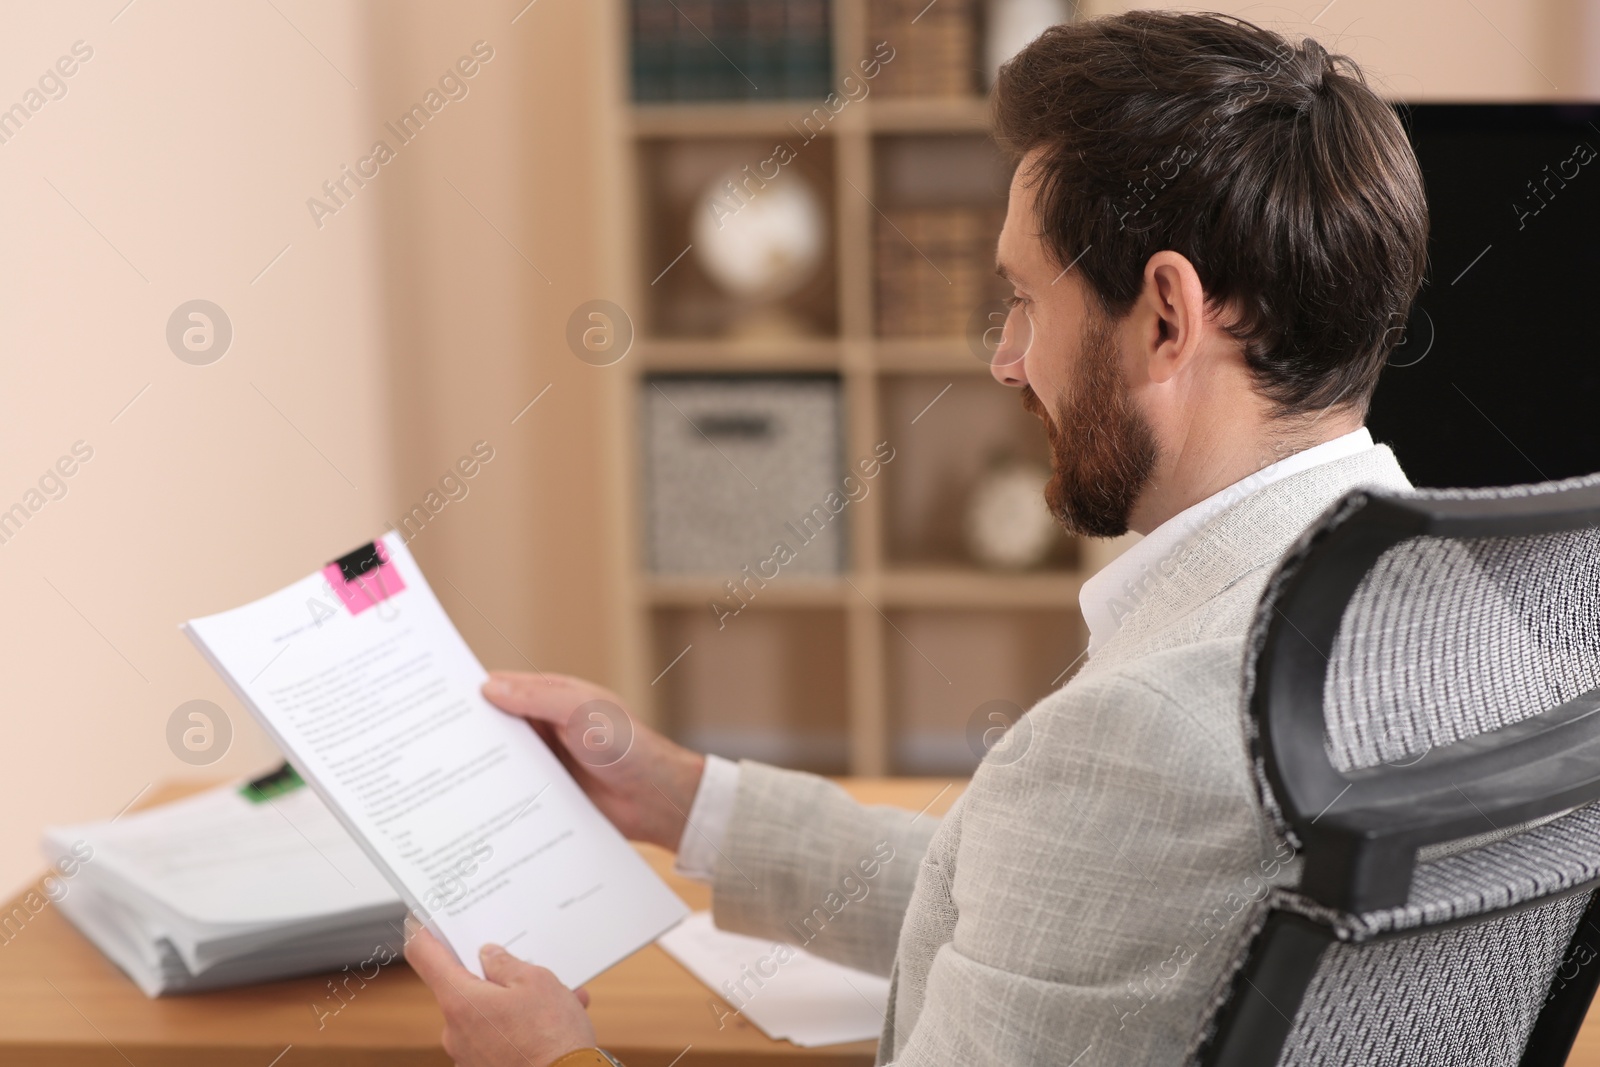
left=323, top=540, right=407, bottom=616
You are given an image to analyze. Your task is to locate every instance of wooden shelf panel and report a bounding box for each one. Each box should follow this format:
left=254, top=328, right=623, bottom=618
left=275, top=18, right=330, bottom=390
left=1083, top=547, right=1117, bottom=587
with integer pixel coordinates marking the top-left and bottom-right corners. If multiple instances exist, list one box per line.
left=646, top=576, right=849, bottom=607
left=873, top=338, right=994, bottom=373
left=632, top=101, right=861, bottom=138
left=636, top=338, right=845, bottom=372
left=629, top=96, right=990, bottom=138
left=634, top=338, right=998, bottom=375
left=879, top=567, right=1084, bottom=609
left=864, top=96, right=992, bottom=133
left=644, top=569, right=1084, bottom=611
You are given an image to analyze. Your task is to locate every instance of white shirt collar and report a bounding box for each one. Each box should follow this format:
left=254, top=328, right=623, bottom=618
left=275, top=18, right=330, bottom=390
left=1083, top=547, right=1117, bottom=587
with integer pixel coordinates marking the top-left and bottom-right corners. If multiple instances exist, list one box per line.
left=1078, top=427, right=1374, bottom=653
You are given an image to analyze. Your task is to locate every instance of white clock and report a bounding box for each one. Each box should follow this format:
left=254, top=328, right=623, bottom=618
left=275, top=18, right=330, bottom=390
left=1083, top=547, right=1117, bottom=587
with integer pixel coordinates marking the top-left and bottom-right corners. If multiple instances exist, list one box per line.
left=964, top=459, right=1059, bottom=570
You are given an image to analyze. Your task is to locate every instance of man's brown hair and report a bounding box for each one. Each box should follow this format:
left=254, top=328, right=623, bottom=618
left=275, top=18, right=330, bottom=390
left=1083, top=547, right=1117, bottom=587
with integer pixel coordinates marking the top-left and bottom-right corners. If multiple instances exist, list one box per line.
left=993, top=11, right=1428, bottom=418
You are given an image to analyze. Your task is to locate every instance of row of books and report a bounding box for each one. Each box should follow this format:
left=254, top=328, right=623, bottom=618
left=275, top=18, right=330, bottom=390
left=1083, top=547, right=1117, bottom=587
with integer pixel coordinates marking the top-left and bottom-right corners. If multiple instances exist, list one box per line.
left=630, top=0, right=983, bottom=102
left=867, top=0, right=979, bottom=98
left=631, top=0, right=833, bottom=102
left=876, top=206, right=1009, bottom=338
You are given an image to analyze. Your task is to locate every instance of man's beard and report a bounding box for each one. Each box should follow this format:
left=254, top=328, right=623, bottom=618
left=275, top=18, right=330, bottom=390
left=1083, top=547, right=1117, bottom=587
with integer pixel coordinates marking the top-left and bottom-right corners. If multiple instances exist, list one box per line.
left=1020, top=308, right=1158, bottom=538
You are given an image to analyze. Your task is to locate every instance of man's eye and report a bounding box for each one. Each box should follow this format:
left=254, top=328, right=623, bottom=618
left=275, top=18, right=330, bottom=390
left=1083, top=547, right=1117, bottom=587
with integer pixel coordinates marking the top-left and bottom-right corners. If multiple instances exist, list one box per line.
left=1005, top=295, right=1027, bottom=309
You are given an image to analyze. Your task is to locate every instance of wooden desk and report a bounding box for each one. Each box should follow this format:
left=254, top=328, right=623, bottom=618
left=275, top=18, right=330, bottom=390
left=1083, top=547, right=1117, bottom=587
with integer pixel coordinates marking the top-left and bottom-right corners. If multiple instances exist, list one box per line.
left=8, top=776, right=1600, bottom=1065
left=0, top=778, right=963, bottom=1067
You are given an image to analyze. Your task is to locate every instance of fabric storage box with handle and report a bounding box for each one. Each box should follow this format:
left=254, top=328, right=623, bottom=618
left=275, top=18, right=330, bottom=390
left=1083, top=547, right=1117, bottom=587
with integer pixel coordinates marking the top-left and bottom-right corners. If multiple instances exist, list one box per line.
left=643, top=374, right=844, bottom=576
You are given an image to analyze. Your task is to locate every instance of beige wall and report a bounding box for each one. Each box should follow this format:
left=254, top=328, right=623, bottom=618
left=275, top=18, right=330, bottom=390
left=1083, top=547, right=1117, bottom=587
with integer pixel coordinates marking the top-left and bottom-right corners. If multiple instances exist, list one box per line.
left=365, top=0, right=622, bottom=694
left=0, top=0, right=618, bottom=898
left=1087, top=0, right=1596, bottom=99
left=0, top=1, right=391, bottom=898
left=0, top=0, right=1589, bottom=898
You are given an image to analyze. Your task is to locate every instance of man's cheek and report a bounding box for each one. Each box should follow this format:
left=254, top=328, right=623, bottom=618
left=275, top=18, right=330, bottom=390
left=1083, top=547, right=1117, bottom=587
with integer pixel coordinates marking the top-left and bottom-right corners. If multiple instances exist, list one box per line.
left=1013, top=304, right=1038, bottom=359
left=1036, top=326, right=1086, bottom=411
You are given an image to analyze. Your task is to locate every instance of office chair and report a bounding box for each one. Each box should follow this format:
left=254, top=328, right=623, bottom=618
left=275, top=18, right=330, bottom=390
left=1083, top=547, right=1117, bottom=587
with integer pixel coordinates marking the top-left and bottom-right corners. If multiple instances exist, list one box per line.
left=1188, top=473, right=1600, bottom=1066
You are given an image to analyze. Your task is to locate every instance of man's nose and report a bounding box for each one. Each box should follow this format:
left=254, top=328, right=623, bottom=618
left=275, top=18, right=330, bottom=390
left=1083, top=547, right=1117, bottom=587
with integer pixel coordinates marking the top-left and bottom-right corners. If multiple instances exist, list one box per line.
left=989, top=307, right=1030, bottom=387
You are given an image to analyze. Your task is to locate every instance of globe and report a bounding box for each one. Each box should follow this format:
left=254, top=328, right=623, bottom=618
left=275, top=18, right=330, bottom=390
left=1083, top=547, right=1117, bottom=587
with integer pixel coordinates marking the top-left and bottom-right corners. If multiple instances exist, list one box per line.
left=691, top=168, right=826, bottom=303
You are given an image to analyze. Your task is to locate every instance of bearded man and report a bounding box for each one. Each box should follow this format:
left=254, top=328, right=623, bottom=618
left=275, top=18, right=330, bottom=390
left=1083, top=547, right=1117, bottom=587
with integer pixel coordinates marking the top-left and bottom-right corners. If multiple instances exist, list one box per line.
left=405, top=11, right=1426, bottom=1065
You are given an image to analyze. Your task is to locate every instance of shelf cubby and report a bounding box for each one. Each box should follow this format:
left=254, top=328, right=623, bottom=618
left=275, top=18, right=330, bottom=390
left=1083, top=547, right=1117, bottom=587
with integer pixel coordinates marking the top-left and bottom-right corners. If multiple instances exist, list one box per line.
left=877, top=373, right=1076, bottom=571
left=884, top=607, right=1085, bottom=775
left=635, top=135, right=840, bottom=339
left=650, top=605, right=852, bottom=774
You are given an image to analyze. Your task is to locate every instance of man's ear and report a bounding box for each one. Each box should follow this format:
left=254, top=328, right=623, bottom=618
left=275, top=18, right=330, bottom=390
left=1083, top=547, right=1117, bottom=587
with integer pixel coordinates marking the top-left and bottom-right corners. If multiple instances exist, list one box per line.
left=1138, top=251, right=1209, bottom=385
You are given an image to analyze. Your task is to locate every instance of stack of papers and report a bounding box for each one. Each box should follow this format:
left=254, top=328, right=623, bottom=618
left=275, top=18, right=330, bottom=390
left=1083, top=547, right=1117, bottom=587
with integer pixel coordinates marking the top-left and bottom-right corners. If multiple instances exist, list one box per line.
left=41, top=772, right=406, bottom=996
left=658, top=911, right=891, bottom=1047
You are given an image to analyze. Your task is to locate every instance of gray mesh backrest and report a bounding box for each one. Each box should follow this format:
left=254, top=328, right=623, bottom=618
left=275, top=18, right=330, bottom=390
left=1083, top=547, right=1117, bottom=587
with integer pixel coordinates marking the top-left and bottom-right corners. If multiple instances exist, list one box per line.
left=1280, top=894, right=1588, bottom=1066
left=1200, top=475, right=1600, bottom=1066
left=1325, top=526, right=1600, bottom=772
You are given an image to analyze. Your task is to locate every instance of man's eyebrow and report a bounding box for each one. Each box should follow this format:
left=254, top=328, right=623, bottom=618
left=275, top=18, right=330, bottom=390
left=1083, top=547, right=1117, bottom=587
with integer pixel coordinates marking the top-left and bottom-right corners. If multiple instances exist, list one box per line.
left=994, top=259, right=1016, bottom=283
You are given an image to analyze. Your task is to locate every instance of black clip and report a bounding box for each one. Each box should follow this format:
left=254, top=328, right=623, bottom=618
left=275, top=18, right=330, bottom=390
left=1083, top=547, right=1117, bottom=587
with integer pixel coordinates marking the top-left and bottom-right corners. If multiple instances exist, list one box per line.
left=335, top=542, right=384, bottom=583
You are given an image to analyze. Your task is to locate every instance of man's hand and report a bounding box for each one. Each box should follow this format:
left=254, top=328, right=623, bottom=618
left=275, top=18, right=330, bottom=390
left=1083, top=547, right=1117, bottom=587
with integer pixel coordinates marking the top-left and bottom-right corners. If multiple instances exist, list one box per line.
left=405, top=924, right=596, bottom=1067
left=483, top=672, right=705, bottom=852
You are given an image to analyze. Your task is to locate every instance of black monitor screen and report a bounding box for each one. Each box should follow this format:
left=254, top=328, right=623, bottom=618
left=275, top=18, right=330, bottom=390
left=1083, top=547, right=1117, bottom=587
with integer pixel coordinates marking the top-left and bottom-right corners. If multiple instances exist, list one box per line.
left=1366, top=103, right=1600, bottom=488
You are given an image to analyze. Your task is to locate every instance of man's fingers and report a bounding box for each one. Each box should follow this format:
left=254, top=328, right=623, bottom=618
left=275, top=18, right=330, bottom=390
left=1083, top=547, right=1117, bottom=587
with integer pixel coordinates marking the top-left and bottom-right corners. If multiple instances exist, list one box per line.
left=480, top=944, right=568, bottom=996
left=483, top=671, right=574, bottom=725
left=574, top=985, right=591, bottom=1008
left=405, top=925, right=479, bottom=997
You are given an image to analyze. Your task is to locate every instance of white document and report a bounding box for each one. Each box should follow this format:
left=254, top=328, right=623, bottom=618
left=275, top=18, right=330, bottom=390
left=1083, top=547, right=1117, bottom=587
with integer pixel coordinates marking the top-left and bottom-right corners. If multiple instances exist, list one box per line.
left=184, top=532, right=687, bottom=986
left=658, top=911, right=891, bottom=1048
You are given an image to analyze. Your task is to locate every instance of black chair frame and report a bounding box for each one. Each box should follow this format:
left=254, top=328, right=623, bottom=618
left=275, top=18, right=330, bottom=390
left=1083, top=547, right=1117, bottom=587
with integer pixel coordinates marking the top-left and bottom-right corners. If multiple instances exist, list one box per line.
left=1196, top=482, right=1600, bottom=1067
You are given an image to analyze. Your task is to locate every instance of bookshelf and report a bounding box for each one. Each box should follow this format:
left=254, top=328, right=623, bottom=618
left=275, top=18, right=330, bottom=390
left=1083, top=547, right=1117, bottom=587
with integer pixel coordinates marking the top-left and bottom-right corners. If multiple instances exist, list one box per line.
left=605, top=0, right=1092, bottom=776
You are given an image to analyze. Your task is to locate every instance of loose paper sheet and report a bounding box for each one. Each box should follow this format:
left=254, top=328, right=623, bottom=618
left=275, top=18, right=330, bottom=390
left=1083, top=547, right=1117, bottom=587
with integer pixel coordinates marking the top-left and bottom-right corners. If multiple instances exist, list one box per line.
left=184, top=533, right=687, bottom=985
left=658, top=911, right=891, bottom=1048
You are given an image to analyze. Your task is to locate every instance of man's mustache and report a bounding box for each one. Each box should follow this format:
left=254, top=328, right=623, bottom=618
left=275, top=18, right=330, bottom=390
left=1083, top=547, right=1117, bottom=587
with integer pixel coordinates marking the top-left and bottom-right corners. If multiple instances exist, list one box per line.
left=1020, top=385, right=1058, bottom=439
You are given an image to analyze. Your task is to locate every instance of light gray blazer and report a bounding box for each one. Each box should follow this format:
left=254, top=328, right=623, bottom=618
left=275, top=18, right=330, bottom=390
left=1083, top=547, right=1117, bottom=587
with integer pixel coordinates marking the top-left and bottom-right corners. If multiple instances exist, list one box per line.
left=710, top=446, right=1412, bottom=1065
